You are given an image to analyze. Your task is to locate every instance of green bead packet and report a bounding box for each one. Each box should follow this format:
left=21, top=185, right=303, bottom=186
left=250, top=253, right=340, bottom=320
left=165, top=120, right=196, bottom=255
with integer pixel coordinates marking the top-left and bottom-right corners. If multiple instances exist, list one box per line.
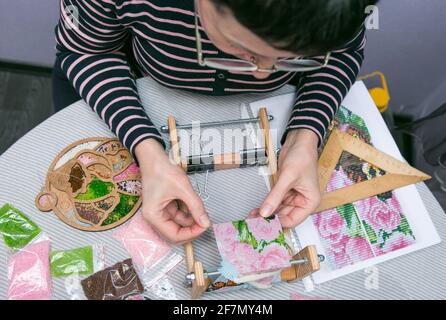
left=50, top=244, right=105, bottom=278
left=0, top=203, right=42, bottom=250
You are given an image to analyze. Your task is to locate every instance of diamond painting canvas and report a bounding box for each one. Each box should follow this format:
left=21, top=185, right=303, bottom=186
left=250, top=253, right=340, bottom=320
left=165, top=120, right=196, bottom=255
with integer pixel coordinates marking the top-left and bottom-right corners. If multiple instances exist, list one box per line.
left=312, top=106, right=415, bottom=269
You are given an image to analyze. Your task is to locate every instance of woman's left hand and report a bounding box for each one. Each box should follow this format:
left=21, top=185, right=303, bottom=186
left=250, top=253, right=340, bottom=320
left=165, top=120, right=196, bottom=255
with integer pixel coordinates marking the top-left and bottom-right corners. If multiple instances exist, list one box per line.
left=252, top=129, right=321, bottom=228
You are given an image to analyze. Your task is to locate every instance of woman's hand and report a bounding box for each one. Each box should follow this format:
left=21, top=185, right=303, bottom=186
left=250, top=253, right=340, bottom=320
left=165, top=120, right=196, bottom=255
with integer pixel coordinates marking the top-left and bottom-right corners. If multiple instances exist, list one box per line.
left=135, top=139, right=210, bottom=243
left=253, top=129, right=321, bottom=227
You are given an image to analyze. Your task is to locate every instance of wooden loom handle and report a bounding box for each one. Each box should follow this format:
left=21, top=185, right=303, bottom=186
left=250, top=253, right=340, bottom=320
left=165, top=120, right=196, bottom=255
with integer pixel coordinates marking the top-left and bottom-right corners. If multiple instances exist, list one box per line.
left=258, top=108, right=320, bottom=282
left=168, top=116, right=195, bottom=272
left=167, top=115, right=209, bottom=298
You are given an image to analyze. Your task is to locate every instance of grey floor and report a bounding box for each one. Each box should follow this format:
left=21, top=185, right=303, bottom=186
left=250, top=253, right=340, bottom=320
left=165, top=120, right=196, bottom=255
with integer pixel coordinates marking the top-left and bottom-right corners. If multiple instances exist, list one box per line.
left=0, top=70, right=54, bottom=155
left=0, top=68, right=445, bottom=211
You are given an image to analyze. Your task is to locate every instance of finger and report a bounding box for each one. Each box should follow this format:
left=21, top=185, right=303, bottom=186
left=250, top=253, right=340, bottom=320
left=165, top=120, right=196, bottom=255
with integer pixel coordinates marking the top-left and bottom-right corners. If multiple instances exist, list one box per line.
left=165, top=201, right=194, bottom=227
left=276, top=205, right=294, bottom=217
left=170, top=207, right=195, bottom=227
left=279, top=205, right=314, bottom=228
left=178, top=185, right=210, bottom=229
left=260, top=174, right=293, bottom=218
left=148, top=210, right=206, bottom=243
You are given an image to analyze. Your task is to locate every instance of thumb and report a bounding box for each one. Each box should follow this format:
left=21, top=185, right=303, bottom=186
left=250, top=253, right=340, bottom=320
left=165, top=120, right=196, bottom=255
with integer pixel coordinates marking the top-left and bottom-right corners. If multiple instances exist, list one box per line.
left=178, top=187, right=210, bottom=229
left=260, top=176, right=292, bottom=218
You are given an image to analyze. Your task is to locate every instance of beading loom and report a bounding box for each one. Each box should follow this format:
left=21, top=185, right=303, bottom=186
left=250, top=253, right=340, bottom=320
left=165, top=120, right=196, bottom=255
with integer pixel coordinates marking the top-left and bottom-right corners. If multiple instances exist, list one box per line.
left=165, top=108, right=322, bottom=299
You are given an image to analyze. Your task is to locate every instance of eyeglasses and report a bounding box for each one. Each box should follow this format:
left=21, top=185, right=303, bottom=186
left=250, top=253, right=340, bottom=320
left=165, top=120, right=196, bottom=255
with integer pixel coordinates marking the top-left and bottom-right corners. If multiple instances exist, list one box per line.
left=194, top=3, right=331, bottom=74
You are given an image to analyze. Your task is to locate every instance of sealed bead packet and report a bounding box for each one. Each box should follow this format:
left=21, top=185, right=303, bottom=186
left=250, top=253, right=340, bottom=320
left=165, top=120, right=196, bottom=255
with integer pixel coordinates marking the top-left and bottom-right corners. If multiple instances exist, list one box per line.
left=50, top=245, right=105, bottom=277
left=7, top=238, right=52, bottom=300
left=80, top=258, right=144, bottom=300
left=112, top=211, right=183, bottom=288
left=0, top=203, right=42, bottom=250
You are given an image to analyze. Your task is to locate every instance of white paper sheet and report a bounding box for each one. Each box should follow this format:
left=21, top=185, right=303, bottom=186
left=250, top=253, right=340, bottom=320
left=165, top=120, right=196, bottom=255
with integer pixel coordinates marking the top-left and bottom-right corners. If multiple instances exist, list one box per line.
left=245, top=82, right=442, bottom=284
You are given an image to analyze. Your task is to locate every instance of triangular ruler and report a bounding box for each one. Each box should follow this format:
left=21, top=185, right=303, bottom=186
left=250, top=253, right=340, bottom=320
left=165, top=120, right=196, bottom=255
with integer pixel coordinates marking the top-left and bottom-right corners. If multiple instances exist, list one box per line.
left=316, top=129, right=431, bottom=213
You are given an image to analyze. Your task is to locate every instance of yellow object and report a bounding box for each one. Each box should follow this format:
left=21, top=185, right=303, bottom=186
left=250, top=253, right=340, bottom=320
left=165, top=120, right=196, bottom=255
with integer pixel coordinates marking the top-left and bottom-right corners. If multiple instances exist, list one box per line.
left=358, top=71, right=390, bottom=113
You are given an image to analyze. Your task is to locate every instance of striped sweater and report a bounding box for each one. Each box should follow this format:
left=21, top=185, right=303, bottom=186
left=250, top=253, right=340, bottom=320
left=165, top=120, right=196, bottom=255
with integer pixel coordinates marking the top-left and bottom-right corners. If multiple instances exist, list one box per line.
left=55, top=0, right=366, bottom=156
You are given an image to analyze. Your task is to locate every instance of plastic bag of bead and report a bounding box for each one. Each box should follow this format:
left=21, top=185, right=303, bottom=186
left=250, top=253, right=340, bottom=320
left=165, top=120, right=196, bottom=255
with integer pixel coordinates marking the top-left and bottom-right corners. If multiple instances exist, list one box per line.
left=7, top=238, right=52, bottom=300
left=112, top=211, right=183, bottom=288
left=80, top=258, right=145, bottom=300
left=0, top=203, right=42, bottom=250
left=50, top=244, right=105, bottom=277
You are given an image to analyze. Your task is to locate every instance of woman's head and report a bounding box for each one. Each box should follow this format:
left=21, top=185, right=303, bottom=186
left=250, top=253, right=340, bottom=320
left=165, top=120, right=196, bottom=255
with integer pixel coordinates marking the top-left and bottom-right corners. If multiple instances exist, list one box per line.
left=210, top=0, right=378, bottom=55
left=198, top=0, right=378, bottom=78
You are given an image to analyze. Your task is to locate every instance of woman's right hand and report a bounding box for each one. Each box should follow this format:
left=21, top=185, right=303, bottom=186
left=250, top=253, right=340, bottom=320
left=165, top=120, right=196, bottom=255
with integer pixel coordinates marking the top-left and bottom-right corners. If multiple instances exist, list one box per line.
left=135, top=139, right=210, bottom=244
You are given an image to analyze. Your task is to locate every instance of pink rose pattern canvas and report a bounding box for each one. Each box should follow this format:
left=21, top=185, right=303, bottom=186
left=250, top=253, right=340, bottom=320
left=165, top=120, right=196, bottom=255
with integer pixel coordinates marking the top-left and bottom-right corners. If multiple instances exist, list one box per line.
left=213, top=216, right=291, bottom=279
left=313, top=107, right=415, bottom=269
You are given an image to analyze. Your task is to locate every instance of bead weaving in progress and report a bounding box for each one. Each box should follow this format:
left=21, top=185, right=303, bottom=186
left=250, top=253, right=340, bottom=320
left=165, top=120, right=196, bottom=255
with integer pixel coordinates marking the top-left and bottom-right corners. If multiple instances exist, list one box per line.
left=213, top=216, right=291, bottom=281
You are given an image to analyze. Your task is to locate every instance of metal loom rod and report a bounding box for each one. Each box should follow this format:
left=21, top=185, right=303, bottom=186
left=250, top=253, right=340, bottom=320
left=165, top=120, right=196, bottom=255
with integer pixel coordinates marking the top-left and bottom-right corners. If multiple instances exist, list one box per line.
left=160, top=115, right=274, bottom=133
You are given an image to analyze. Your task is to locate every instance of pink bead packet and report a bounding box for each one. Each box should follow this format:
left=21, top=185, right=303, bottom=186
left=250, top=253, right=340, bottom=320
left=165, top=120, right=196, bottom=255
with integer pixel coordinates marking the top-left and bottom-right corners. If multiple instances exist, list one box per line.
left=113, top=211, right=183, bottom=288
left=7, top=239, right=52, bottom=300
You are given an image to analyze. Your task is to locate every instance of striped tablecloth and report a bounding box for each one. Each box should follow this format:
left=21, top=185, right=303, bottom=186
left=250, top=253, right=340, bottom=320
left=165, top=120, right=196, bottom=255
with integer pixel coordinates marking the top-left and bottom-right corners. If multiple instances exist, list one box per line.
left=1, top=77, right=445, bottom=300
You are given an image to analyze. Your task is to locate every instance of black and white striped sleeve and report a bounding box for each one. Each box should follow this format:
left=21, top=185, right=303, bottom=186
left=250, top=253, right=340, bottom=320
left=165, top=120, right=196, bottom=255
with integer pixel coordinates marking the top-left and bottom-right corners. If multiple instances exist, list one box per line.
left=55, top=0, right=165, bottom=157
left=283, top=26, right=367, bottom=145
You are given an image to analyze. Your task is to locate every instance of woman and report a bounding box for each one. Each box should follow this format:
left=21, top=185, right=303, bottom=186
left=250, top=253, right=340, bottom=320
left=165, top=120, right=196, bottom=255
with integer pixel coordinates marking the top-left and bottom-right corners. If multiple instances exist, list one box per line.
left=53, top=0, right=376, bottom=243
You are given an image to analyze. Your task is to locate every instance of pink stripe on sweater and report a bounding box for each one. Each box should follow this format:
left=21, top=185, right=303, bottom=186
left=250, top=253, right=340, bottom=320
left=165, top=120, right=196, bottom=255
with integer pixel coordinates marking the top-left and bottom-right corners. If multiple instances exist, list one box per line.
left=118, top=13, right=211, bottom=43
left=74, top=57, right=128, bottom=87
left=145, top=40, right=198, bottom=63
left=117, top=11, right=210, bottom=40
left=293, top=107, right=331, bottom=124
left=134, top=39, right=215, bottom=73
left=60, top=20, right=109, bottom=49
left=297, top=90, right=337, bottom=106
left=323, top=65, right=353, bottom=87
left=57, top=27, right=87, bottom=55
left=329, top=56, right=356, bottom=79
left=80, top=65, right=130, bottom=96
left=86, top=77, right=131, bottom=103
left=342, top=53, right=361, bottom=72
left=306, top=72, right=348, bottom=93
left=133, top=42, right=214, bottom=82
left=93, top=86, right=138, bottom=111
left=123, top=124, right=156, bottom=146
left=82, top=0, right=118, bottom=21
left=61, top=55, right=71, bottom=71
left=109, top=106, right=146, bottom=129
left=99, top=96, right=140, bottom=117
left=116, top=115, right=149, bottom=136
left=142, top=67, right=213, bottom=92
left=60, top=0, right=115, bottom=46
left=289, top=116, right=326, bottom=131
left=67, top=55, right=92, bottom=79
left=116, top=0, right=194, bottom=17
left=302, top=81, right=343, bottom=101
left=91, top=0, right=113, bottom=13
left=294, top=99, right=335, bottom=118
left=59, top=25, right=111, bottom=54
left=75, top=0, right=120, bottom=28
left=132, top=27, right=217, bottom=55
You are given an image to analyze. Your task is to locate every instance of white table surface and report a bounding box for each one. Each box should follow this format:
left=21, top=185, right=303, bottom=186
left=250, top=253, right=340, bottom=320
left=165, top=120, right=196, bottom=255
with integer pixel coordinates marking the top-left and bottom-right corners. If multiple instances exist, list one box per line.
left=1, top=76, right=445, bottom=300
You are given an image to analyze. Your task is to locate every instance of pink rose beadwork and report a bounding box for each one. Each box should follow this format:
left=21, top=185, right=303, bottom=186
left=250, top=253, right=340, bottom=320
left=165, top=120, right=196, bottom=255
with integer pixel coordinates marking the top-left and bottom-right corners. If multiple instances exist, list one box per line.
left=213, top=216, right=291, bottom=278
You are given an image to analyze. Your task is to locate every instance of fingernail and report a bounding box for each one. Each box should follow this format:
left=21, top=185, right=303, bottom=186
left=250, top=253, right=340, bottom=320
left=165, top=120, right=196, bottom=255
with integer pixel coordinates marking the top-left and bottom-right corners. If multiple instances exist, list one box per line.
left=199, top=214, right=210, bottom=228
left=260, top=204, right=273, bottom=217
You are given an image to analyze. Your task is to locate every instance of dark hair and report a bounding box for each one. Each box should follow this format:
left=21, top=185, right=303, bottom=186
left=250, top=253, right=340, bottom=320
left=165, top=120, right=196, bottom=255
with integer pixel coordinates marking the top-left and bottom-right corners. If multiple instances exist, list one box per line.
left=211, top=0, right=379, bottom=55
